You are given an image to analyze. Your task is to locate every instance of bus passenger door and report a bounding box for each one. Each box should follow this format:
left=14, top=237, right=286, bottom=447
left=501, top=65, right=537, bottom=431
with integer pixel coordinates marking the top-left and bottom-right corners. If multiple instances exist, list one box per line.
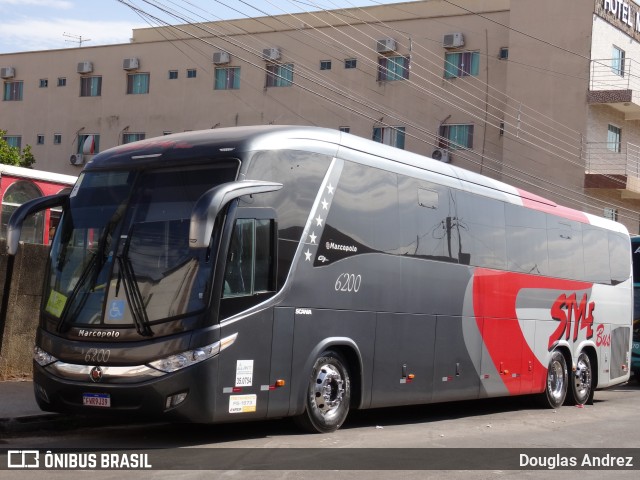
left=214, top=210, right=278, bottom=422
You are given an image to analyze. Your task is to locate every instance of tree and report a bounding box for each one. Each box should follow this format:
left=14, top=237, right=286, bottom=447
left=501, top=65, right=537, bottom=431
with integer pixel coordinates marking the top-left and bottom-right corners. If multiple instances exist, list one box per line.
left=0, top=130, right=36, bottom=168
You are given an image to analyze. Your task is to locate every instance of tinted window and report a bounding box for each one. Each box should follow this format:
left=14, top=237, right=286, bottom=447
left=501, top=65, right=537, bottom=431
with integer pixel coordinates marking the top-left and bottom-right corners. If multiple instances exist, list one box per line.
left=609, top=232, right=631, bottom=285
left=547, top=216, right=584, bottom=280
left=455, top=192, right=506, bottom=269
left=398, top=177, right=457, bottom=262
left=505, top=204, right=549, bottom=276
left=583, top=227, right=610, bottom=284
left=318, top=162, right=398, bottom=262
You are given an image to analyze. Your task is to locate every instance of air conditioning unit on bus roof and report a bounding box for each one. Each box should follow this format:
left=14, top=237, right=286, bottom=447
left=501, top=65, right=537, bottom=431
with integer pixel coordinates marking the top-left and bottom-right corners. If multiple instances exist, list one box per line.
left=213, top=51, right=230, bottom=64
left=262, top=48, right=281, bottom=61
left=432, top=148, right=450, bottom=163
left=69, top=153, right=84, bottom=166
left=123, top=57, right=140, bottom=70
left=376, top=38, right=397, bottom=53
left=443, top=33, right=464, bottom=48
left=0, top=67, right=15, bottom=79
left=77, top=61, right=93, bottom=74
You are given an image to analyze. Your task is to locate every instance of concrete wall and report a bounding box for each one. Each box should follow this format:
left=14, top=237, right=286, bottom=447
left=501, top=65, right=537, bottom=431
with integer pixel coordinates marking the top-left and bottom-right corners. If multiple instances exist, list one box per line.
left=0, top=241, right=49, bottom=380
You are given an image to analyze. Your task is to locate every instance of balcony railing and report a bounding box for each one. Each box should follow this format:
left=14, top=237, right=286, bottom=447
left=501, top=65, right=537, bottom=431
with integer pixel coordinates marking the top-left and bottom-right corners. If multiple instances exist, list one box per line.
left=585, top=141, right=640, bottom=178
left=589, top=58, right=640, bottom=92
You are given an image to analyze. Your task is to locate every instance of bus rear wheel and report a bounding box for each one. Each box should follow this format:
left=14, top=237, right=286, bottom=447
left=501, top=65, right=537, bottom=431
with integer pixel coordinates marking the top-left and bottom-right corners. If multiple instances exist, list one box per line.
left=294, top=350, right=351, bottom=433
left=567, top=351, right=593, bottom=406
left=539, top=350, right=568, bottom=409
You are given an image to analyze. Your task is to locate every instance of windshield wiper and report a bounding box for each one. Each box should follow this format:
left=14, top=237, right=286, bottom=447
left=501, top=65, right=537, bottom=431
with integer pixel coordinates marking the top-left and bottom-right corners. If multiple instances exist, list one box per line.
left=116, top=231, right=153, bottom=337
left=55, top=207, right=123, bottom=332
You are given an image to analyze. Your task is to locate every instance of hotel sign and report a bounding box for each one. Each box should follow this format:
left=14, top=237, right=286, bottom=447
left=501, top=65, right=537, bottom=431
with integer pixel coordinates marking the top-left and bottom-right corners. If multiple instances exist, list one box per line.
left=596, top=0, right=640, bottom=40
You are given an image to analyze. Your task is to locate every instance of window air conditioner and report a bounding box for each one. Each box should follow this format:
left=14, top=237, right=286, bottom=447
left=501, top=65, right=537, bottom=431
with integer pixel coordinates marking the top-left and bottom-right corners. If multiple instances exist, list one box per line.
left=432, top=148, right=450, bottom=163
left=77, top=61, right=93, bottom=74
left=123, top=57, right=140, bottom=70
left=69, top=153, right=84, bottom=166
left=376, top=38, right=397, bottom=53
left=0, top=67, right=15, bottom=79
left=213, top=51, right=230, bottom=64
left=262, top=48, right=281, bottom=61
left=443, top=33, right=465, bottom=48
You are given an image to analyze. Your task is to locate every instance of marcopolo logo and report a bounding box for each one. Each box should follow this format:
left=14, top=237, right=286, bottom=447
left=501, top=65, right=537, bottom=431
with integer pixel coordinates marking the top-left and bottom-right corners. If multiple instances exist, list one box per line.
left=76, top=329, right=120, bottom=339
left=325, top=242, right=357, bottom=253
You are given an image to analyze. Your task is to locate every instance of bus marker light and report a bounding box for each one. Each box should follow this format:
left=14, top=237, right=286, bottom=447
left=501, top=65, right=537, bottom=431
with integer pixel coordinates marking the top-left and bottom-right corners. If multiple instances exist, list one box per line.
left=232, top=387, right=242, bottom=393
left=275, top=379, right=286, bottom=387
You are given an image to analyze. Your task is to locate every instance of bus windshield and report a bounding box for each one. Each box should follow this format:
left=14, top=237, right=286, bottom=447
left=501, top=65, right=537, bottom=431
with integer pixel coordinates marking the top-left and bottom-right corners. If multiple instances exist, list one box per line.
left=44, top=164, right=237, bottom=334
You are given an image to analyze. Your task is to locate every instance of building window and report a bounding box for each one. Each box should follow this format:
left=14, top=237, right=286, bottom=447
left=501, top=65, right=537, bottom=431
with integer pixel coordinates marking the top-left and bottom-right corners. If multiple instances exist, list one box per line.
left=339, top=126, right=350, bottom=133
left=80, top=76, right=102, bottom=97
left=36, top=134, right=44, bottom=145
left=187, top=69, right=197, bottom=78
left=3, top=135, right=22, bottom=150
left=127, top=73, right=150, bottom=94
left=123, top=132, right=145, bottom=144
left=499, top=47, right=509, bottom=60
left=215, top=67, right=240, bottom=90
left=372, top=126, right=405, bottom=149
left=53, top=134, right=62, bottom=145
left=439, top=124, right=474, bottom=149
left=3, top=81, right=23, bottom=101
left=77, top=134, right=100, bottom=154
left=168, top=70, right=178, bottom=79
left=39, top=79, right=48, bottom=88
left=345, top=58, right=357, bottom=69
left=444, top=51, right=480, bottom=78
left=57, top=77, right=66, bottom=87
left=320, top=60, right=332, bottom=70
left=607, top=124, right=621, bottom=152
left=604, top=207, right=618, bottom=221
left=612, top=46, right=625, bottom=77
left=266, top=63, right=294, bottom=87
left=377, top=56, right=410, bottom=81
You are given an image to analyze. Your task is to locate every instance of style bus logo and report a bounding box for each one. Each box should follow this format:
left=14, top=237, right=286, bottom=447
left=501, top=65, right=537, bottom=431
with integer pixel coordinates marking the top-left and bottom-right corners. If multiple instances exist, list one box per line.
left=548, top=292, right=595, bottom=350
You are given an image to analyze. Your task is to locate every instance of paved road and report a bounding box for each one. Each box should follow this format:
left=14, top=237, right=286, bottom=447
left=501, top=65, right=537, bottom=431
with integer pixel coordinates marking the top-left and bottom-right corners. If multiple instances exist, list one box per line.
left=2, top=381, right=640, bottom=479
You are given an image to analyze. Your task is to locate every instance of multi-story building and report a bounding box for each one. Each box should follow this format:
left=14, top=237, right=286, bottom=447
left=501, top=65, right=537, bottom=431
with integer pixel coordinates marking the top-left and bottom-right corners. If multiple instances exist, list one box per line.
left=2, top=0, right=640, bottom=232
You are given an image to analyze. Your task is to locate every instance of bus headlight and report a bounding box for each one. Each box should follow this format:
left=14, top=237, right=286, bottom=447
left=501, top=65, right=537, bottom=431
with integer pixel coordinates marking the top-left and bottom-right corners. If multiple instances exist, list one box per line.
left=33, top=346, right=58, bottom=367
left=147, top=333, right=237, bottom=373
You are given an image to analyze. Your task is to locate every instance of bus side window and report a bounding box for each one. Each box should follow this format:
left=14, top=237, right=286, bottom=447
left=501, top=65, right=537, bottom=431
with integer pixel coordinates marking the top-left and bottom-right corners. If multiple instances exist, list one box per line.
left=223, top=218, right=275, bottom=297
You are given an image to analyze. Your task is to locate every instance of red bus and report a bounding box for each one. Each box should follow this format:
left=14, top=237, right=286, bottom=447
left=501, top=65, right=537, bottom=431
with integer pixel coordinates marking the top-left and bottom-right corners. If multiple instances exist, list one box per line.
left=0, top=164, right=76, bottom=246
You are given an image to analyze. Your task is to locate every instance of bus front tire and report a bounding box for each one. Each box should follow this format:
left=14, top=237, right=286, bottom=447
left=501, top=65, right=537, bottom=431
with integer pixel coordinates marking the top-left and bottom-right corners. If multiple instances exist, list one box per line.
left=567, top=351, right=594, bottom=406
left=294, top=350, right=351, bottom=433
left=539, top=350, right=568, bottom=409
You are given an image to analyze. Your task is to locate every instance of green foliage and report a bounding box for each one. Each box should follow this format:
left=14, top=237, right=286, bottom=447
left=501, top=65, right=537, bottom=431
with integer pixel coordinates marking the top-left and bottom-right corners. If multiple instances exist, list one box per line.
left=0, top=130, right=36, bottom=168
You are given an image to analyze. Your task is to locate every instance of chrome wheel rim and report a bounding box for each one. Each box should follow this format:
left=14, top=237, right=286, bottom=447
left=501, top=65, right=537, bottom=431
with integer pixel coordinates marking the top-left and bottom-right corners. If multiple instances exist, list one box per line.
left=313, top=363, right=345, bottom=419
left=548, top=358, right=565, bottom=403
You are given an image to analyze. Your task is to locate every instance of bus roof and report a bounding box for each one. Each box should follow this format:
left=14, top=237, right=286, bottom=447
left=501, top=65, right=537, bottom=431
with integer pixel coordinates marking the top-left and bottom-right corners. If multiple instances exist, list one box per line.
left=85, top=125, right=627, bottom=235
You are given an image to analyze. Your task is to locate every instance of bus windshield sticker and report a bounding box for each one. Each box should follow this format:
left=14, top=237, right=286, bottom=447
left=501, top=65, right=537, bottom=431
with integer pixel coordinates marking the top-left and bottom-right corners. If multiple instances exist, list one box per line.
left=235, top=360, right=254, bottom=387
left=45, top=290, right=67, bottom=318
left=229, top=394, right=257, bottom=413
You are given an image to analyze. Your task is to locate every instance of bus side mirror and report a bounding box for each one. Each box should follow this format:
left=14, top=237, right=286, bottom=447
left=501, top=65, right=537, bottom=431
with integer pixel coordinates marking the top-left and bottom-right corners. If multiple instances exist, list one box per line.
left=6, top=193, right=68, bottom=256
left=189, top=180, right=282, bottom=248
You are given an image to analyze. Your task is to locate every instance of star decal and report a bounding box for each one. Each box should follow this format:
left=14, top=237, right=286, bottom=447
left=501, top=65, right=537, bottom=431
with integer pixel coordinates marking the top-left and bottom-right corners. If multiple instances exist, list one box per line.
left=309, top=232, right=317, bottom=244
left=327, top=183, right=334, bottom=195
left=315, top=215, right=323, bottom=227
left=321, top=199, right=329, bottom=210
left=304, top=249, right=312, bottom=261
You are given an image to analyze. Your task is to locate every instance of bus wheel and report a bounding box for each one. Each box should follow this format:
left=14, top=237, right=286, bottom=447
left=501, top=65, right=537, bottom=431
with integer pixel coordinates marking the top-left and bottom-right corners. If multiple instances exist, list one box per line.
left=539, top=350, right=568, bottom=409
left=294, top=351, right=351, bottom=433
left=568, top=351, right=593, bottom=406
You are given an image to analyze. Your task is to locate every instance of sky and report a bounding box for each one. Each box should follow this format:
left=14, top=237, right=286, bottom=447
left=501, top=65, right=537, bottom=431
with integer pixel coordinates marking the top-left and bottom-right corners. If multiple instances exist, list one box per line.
left=0, top=0, right=406, bottom=54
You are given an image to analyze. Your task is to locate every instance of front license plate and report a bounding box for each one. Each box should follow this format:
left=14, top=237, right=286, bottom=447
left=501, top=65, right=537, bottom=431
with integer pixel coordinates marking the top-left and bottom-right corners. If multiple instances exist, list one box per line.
left=82, top=393, right=111, bottom=408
